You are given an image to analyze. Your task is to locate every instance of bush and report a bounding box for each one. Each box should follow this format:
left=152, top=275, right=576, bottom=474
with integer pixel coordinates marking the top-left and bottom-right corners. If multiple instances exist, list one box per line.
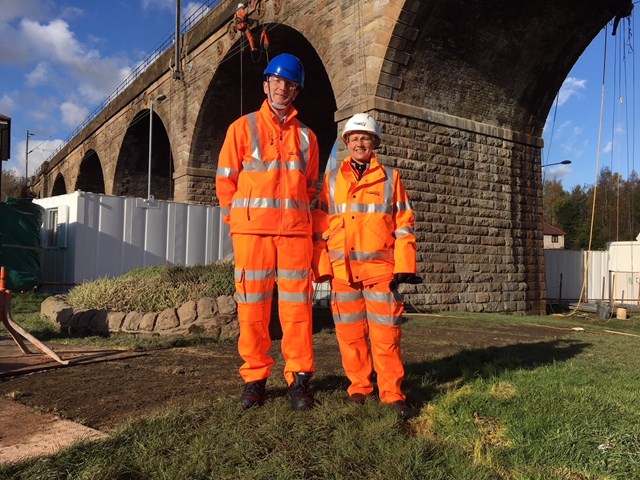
left=67, top=263, right=235, bottom=313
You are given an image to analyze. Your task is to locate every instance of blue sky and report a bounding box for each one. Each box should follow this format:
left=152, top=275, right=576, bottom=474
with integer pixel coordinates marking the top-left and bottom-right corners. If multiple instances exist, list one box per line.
left=0, top=0, right=212, bottom=178
left=0, top=1, right=636, bottom=192
left=542, top=11, right=639, bottom=190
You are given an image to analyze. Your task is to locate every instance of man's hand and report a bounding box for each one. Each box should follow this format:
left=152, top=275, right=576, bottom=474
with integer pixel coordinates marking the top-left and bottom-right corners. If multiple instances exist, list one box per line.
left=390, top=273, right=423, bottom=290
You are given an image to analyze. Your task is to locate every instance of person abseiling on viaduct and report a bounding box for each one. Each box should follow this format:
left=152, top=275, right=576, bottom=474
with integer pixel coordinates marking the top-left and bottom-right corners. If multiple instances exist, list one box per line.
left=216, top=53, right=319, bottom=411
left=312, top=113, right=422, bottom=419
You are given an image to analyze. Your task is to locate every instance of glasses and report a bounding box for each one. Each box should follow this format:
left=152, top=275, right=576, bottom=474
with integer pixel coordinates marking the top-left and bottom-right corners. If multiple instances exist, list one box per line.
left=348, top=135, right=374, bottom=145
left=267, top=76, right=299, bottom=91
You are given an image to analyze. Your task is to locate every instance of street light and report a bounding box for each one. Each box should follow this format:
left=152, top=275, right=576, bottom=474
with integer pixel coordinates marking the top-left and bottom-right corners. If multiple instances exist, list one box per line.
left=148, top=93, right=167, bottom=200
left=25, top=130, right=35, bottom=187
left=0, top=119, right=8, bottom=199
left=542, top=160, right=572, bottom=167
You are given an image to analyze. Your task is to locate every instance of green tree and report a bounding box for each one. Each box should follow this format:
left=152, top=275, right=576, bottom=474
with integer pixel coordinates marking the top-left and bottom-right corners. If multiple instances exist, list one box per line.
left=0, top=169, right=24, bottom=201
left=543, top=179, right=567, bottom=226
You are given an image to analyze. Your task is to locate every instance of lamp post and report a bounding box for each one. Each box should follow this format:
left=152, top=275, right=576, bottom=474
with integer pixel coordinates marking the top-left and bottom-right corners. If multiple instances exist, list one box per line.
left=542, top=160, right=572, bottom=167
left=148, top=94, right=167, bottom=200
left=0, top=120, right=7, bottom=199
left=25, top=130, right=35, bottom=188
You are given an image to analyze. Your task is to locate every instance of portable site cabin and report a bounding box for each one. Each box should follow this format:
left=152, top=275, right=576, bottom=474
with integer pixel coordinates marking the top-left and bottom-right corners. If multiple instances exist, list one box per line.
left=544, top=239, right=640, bottom=306
left=33, top=191, right=232, bottom=292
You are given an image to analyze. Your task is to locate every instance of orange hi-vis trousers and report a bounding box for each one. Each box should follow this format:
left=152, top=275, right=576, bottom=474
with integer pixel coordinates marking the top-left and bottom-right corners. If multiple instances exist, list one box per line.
left=232, top=234, right=314, bottom=386
left=331, top=279, right=406, bottom=404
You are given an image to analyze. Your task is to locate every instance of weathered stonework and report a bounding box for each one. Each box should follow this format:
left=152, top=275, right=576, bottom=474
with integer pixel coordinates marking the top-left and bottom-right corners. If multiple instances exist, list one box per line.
left=40, top=295, right=239, bottom=340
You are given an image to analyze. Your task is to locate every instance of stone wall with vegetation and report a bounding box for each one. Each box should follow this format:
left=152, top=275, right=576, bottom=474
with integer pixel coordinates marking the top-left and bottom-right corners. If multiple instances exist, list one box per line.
left=41, top=295, right=240, bottom=339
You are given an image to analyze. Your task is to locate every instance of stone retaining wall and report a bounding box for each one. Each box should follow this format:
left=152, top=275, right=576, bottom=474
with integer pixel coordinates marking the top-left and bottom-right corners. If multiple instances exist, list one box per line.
left=40, top=295, right=240, bottom=339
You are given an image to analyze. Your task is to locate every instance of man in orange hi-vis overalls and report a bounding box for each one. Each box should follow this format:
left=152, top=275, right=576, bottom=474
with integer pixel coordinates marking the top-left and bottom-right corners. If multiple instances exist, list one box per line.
left=216, top=53, right=319, bottom=411
left=312, top=113, right=423, bottom=419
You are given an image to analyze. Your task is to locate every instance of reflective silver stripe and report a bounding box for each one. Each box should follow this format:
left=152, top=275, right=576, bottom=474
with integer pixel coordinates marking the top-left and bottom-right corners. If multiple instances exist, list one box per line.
left=242, top=160, right=280, bottom=171
left=278, top=269, right=309, bottom=280
left=279, top=291, right=309, bottom=302
left=396, top=201, right=412, bottom=212
left=285, top=199, right=310, bottom=211
left=235, top=269, right=276, bottom=281
left=232, top=197, right=280, bottom=209
left=328, top=168, right=338, bottom=212
left=247, top=113, right=262, bottom=161
left=231, top=197, right=308, bottom=211
left=383, top=167, right=394, bottom=204
left=333, top=311, right=367, bottom=324
left=216, top=166, right=239, bottom=179
left=350, top=203, right=392, bottom=214
left=299, top=125, right=310, bottom=174
left=329, top=250, right=345, bottom=260
left=235, top=290, right=273, bottom=304
left=395, top=226, right=414, bottom=238
left=334, top=291, right=364, bottom=302
left=368, top=312, right=402, bottom=326
left=221, top=206, right=230, bottom=216
left=329, top=203, right=347, bottom=214
left=362, top=290, right=394, bottom=303
left=285, top=161, right=304, bottom=172
left=349, top=250, right=394, bottom=262
left=316, top=200, right=329, bottom=213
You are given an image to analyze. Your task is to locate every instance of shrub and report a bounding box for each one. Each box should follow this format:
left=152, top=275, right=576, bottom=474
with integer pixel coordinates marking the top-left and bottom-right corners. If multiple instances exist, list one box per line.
left=67, top=263, right=235, bottom=313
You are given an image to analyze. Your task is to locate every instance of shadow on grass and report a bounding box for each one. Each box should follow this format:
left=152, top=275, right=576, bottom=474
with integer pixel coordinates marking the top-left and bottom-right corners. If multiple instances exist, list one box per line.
left=312, top=339, right=590, bottom=407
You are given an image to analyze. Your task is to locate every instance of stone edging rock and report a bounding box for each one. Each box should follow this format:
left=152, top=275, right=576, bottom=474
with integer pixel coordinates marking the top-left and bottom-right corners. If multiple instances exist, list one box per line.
left=40, top=295, right=240, bottom=340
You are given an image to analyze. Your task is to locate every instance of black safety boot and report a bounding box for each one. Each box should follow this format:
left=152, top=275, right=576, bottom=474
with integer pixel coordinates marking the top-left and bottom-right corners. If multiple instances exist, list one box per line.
left=240, top=379, right=267, bottom=409
left=287, top=372, right=314, bottom=410
left=390, top=400, right=415, bottom=420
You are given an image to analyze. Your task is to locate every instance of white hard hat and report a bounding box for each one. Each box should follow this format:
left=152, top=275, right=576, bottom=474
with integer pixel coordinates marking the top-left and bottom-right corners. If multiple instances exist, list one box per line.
left=237, top=3, right=245, bottom=9
left=342, top=113, right=382, bottom=148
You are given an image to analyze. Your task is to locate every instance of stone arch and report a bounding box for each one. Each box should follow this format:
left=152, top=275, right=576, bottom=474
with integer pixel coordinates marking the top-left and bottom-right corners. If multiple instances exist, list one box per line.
left=387, top=0, right=632, bottom=135
left=76, top=149, right=105, bottom=194
left=114, top=109, right=173, bottom=200
left=51, top=173, right=67, bottom=196
left=190, top=23, right=337, bottom=203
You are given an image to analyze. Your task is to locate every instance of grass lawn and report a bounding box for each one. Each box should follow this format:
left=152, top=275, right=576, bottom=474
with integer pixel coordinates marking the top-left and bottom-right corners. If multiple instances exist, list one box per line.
left=2, top=294, right=640, bottom=479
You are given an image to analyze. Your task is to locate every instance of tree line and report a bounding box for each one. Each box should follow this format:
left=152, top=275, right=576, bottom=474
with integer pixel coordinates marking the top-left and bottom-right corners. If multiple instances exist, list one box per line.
left=0, top=169, right=26, bottom=202
left=544, top=166, right=640, bottom=250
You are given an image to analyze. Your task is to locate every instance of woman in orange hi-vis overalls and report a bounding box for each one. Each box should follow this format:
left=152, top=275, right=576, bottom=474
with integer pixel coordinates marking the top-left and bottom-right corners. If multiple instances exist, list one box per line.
left=216, top=54, right=319, bottom=411
left=312, top=113, right=422, bottom=419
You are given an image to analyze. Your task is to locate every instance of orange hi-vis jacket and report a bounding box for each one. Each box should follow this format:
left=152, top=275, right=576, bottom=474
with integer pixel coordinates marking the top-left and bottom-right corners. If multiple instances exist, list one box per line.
left=312, top=155, right=417, bottom=285
left=216, top=100, right=319, bottom=235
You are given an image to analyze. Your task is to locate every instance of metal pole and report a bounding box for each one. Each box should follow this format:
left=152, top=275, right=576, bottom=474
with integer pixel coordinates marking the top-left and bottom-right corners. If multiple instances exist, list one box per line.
left=0, top=120, right=6, bottom=199
left=148, top=101, right=154, bottom=200
left=25, top=130, right=34, bottom=190
left=174, top=0, right=182, bottom=80
left=148, top=94, right=166, bottom=200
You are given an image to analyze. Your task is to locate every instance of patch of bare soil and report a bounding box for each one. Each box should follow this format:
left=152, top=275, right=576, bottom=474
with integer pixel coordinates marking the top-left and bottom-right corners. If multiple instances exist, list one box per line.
left=0, top=313, right=579, bottom=463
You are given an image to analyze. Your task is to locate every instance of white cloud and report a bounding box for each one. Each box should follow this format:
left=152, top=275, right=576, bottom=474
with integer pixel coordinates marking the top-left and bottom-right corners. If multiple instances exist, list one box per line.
left=0, top=94, right=16, bottom=113
left=15, top=138, right=64, bottom=176
left=183, top=2, right=210, bottom=24
left=142, top=0, right=175, bottom=11
left=26, top=62, right=50, bottom=86
left=60, top=101, right=89, bottom=128
left=19, top=18, right=133, bottom=104
left=557, top=77, right=587, bottom=106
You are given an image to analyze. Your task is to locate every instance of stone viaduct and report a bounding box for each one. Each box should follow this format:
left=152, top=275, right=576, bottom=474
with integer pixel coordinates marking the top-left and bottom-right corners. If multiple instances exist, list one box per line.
left=30, top=0, right=633, bottom=314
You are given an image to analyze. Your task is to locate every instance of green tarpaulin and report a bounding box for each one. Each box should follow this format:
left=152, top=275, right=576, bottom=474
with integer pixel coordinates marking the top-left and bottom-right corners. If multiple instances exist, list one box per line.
left=0, top=198, right=44, bottom=291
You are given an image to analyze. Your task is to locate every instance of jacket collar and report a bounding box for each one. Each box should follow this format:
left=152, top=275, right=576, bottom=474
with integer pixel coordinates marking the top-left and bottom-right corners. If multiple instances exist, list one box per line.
left=259, top=99, right=298, bottom=126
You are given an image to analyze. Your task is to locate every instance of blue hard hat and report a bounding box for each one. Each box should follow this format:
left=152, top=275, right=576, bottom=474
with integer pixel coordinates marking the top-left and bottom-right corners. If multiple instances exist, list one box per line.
left=263, top=53, right=305, bottom=89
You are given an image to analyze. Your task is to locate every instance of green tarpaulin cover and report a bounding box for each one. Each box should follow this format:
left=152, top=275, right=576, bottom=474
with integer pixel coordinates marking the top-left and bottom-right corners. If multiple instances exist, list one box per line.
left=0, top=198, right=44, bottom=291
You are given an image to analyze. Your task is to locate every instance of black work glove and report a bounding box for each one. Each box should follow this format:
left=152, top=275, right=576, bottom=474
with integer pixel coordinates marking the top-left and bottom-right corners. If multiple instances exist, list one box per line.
left=390, top=273, right=423, bottom=290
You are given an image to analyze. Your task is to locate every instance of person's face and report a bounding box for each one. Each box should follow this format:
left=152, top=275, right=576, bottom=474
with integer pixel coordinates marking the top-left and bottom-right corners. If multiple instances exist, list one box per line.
left=346, top=131, right=375, bottom=163
left=263, top=75, right=299, bottom=110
